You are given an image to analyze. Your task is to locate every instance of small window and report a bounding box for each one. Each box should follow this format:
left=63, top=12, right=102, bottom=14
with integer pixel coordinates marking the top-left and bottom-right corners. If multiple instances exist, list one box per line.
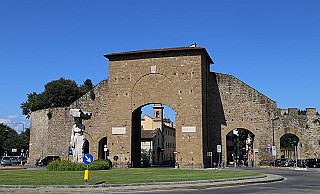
left=156, top=111, right=160, bottom=118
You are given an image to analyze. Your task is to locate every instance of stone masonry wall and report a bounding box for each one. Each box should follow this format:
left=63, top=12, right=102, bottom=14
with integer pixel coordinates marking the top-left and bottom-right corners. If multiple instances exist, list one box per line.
left=29, top=47, right=320, bottom=167
left=29, top=80, right=109, bottom=163
left=215, top=73, right=277, bottom=165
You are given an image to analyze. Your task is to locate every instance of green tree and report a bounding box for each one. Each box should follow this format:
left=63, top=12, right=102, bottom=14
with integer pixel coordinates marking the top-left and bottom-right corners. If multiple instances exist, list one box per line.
left=0, top=124, right=30, bottom=156
left=0, top=124, right=19, bottom=156
left=18, top=128, right=30, bottom=154
left=21, top=78, right=93, bottom=118
left=280, top=134, right=295, bottom=150
left=163, top=118, right=171, bottom=123
left=141, top=148, right=151, bottom=160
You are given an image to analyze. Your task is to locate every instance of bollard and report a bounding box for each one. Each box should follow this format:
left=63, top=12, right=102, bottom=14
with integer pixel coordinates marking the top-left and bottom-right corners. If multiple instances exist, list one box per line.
left=84, top=170, right=90, bottom=185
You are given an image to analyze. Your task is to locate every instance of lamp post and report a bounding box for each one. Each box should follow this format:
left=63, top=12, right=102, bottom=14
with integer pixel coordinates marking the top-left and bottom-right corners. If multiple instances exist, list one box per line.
left=271, top=117, right=279, bottom=164
left=13, top=122, right=25, bottom=133
left=271, top=117, right=279, bottom=146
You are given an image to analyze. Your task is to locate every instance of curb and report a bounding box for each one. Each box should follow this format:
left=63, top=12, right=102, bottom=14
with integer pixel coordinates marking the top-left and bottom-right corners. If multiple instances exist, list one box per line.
left=0, top=174, right=284, bottom=193
left=0, top=167, right=26, bottom=170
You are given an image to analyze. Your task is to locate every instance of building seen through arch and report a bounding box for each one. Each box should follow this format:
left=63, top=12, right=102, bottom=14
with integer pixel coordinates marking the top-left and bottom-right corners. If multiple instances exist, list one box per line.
left=140, top=104, right=176, bottom=166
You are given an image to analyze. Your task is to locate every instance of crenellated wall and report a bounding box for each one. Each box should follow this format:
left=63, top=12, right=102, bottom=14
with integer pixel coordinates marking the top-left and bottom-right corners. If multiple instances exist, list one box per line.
left=29, top=47, right=320, bottom=167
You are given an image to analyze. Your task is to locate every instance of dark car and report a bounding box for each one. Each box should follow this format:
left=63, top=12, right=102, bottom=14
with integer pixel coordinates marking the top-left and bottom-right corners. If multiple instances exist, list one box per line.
left=280, top=158, right=294, bottom=167
left=41, top=155, right=60, bottom=165
left=10, top=156, right=19, bottom=165
left=1, top=156, right=12, bottom=166
left=296, top=159, right=307, bottom=168
left=306, top=158, right=320, bottom=168
left=269, top=159, right=281, bottom=167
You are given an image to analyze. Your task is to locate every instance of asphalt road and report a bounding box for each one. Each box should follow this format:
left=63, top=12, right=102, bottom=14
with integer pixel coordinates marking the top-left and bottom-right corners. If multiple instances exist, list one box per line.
left=110, top=168, right=320, bottom=194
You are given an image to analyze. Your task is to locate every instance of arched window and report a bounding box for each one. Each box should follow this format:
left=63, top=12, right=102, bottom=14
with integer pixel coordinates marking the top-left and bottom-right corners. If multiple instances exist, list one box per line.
left=156, top=111, right=160, bottom=118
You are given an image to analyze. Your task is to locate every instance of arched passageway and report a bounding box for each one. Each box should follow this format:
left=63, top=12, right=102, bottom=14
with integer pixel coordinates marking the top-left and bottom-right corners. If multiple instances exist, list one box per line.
left=83, top=139, right=89, bottom=155
left=226, top=128, right=255, bottom=167
left=222, top=122, right=260, bottom=167
left=132, top=103, right=176, bottom=167
left=274, top=128, right=304, bottom=160
left=98, top=137, right=108, bottom=160
left=280, top=133, right=299, bottom=159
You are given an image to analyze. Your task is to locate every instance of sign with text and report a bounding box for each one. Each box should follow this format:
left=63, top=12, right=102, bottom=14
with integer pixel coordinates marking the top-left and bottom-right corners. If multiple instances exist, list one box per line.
left=112, top=127, right=126, bottom=135
left=217, top=145, right=222, bottom=153
left=182, top=126, right=196, bottom=133
left=272, top=146, right=276, bottom=156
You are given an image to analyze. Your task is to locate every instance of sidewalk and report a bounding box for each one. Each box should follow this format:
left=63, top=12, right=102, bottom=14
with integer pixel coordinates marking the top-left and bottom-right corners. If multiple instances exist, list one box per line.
left=0, top=174, right=284, bottom=193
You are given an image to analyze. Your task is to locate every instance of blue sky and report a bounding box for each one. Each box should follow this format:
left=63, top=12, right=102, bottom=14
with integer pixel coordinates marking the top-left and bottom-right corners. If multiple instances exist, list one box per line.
left=1, top=1, right=319, bottom=133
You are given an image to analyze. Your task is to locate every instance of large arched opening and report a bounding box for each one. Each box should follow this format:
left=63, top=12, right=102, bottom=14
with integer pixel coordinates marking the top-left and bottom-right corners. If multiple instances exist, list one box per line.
left=131, top=103, right=176, bottom=167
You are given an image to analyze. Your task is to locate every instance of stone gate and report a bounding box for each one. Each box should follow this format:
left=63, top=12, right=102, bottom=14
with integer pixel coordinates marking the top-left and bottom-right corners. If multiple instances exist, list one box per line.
left=29, top=46, right=320, bottom=168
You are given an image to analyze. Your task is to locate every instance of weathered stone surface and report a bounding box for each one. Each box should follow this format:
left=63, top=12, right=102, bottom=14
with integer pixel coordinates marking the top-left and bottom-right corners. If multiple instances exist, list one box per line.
left=29, top=47, right=320, bottom=167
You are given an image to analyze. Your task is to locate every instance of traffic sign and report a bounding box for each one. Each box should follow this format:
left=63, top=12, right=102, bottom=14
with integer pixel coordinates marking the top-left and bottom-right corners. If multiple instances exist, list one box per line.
left=69, top=146, right=73, bottom=155
left=83, top=153, right=94, bottom=165
left=267, top=147, right=271, bottom=153
left=217, top=145, right=222, bottom=153
left=272, top=146, right=276, bottom=156
left=207, top=152, right=212, bottom=156
left=173, top=150, right=177, bottom=155
left=104, top=145, right=108, bottom=152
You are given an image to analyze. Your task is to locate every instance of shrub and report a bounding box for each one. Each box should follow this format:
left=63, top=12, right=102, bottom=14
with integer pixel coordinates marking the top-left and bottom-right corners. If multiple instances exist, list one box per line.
left=47, top=159, right=111, bottom=171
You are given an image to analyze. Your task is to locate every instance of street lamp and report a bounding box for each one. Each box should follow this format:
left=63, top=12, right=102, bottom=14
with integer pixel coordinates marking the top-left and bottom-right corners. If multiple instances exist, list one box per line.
left=13, top=122, right=25, bottom=133
left=271, top=117, right=279, bottom=146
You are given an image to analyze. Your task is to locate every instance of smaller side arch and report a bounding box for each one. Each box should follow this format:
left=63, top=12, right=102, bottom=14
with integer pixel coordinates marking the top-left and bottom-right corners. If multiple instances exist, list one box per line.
left=221, top=122, right=261, bottom=166
left=274, top=128, right=304, bottom=159
left=98, top=137, right=109, bottom=160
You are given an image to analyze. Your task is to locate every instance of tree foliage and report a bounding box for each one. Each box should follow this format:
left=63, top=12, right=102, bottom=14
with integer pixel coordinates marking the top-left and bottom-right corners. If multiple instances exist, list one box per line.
left=21, top=78, right=93, bottom=118
left=280, top=133, right=297, bottom=150
left=163, top=118, right=171, bottom=123
left=0, top=124, right=29, bottom=156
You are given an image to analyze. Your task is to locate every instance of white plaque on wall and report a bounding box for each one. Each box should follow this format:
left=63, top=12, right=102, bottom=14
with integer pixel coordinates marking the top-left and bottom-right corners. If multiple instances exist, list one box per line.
left=112, top=127, right=126, bottom=135
left=151, top=65, right=156, bottom=73
left=182, top=126, right=196, bottom=133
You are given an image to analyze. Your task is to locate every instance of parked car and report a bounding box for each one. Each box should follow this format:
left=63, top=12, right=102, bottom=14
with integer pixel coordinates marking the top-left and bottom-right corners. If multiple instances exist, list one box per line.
left=10, top=156, right=19, bottom=165
left=1, top=156, right=12, bottom=166
left=306, top=158, right=320, bottom=168
left=269, top=159, right=281, bottom=167
left=295, top=159, right=307, bottom=168
left=40, top=155, right=60, bottom=165
left=280, top=158, right=294, bottom=167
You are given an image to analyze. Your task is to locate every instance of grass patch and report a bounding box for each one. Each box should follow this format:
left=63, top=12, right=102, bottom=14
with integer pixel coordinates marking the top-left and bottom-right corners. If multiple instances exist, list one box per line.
left=0, top=168, right=262, bottom=186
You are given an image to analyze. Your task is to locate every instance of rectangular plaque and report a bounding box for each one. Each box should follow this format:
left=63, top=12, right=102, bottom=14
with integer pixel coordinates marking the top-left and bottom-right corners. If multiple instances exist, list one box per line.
left=182, top=126, right=196, bottom=133
left=151, top=65, right=156, bottom=73
left=112, top=127, right=126, bottom=135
